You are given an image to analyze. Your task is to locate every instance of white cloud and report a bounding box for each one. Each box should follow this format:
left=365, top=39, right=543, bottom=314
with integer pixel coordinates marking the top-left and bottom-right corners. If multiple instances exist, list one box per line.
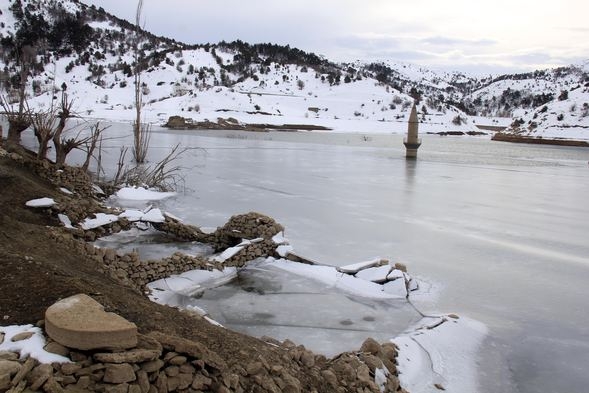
left=85, top=0, right=589, bottom=73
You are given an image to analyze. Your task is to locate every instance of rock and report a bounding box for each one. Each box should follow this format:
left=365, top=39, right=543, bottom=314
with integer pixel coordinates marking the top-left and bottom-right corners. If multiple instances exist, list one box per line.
left=43, top=376, right=65, bottom=393
left=10, top=332, right=34, bottom=342
left=45, top=294, right=137, bottom=350
left=0, top=360, right=21, bottom=377
left=394, top=262, right=408, bottom=273
left=11, top=357, right=36, bottom=386
left=320, top=369, right=338, bottom=387
left=381, top=344, right=397, bottom=362
left=0, top=373, right=10, bottom=391
left=164, top=366, right=179, bottom=377
left=360, top=337, right=381, bottom=355
left=300, top=351, right=315, bottom=368
left=0, top=352, right=18, bottom=361
left=74, top=375, right=91, bottom=390
left=140, top=359, right=164, bottom=373
left=105, top=383, right=129, bottom=393
left=9, top=379, right=26, bottom=392
left=155, top=372, right=168, bottom=393
left=167, top=355, right=187, bottom=365
left=147, top=332, right=226, bottom=370
left=191, top=374, right=212, bottom=390
left=44, top=342, right=70, bottom=357
left=136, top=370, right=149, bottom=393
left=166, top=375, right=181, bottom=391
left=104, top=363, right=136, bottom=384
left=129, top=384, right=142, bottom=393
left=359, top=354, right=383, bottom=372
left=59, top=363, right=81, bottom=375
left=136, top=334, right=162, bottom=353
left=246, top=361, right=264, bottom=376
left=165, top=116, right=188, bottom=128
left=28, top=364, right=53, bottom=390
left=177, top=373, right=193, bottom=390
left=94, top=349, right=161, bottom=364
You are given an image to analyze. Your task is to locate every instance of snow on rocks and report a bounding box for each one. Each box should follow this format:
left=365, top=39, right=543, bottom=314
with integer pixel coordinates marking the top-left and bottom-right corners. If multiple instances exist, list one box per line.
left=270, top=254, right=418, bottom=298
left=355, top=263, right=394, bottom=283
left=115, top=186, right=176, bottom=201
left=271, top=232, right=288, bottom=245
left=213, top=244, right=246, bottom=263
left=0, top=299, right=237, bottom=393
left=276, top=244, right=294, bottom=257
left=80, top=213, right=119, bottom=230
left=140, top=208, right=165, bottom=223
left=57, top=214, right=74, bottom=229
left=119, top=208, right=165, bottom=224
left=337, top=258, right=386, bottom=274
left=212, top=238, right=264, bottom=263
left=118, top=209, right=143, bottom=222
left=0, top=325, right=70, bottom=364
left=269, top=258, right=409, bottom=299
left=25, top=197, right=56, bottom=208
left=393, top=315, right=488, bottom=393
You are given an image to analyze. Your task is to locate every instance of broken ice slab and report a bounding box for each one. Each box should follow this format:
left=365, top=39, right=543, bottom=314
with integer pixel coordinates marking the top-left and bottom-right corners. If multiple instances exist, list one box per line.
left=337, top=258, right=388, bottom=274
left=386, top=269, right=405, bottom=281
left=354, top=264, right=393, bottom=283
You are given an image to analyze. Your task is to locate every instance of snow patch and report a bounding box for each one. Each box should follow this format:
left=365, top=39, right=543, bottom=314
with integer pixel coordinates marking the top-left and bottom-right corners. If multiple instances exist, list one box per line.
left=394, top=315, right=488, bottom=393
left=25, top=198, right=55, bottom=208
left=80, top=213, right=119, bottom=230
left=115, top=187, right=176, bottom=201
left=276, top=244, right=294, bottom=257
left=0, top=325, right=70, bottom=364
left=57, top=214, right=74, bottom=229
left=269, top=258, right=407, bottom=299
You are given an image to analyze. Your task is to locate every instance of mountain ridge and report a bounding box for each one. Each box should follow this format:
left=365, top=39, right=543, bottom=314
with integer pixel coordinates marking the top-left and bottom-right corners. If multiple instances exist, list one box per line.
left=1, top=0, right=587, bottom=139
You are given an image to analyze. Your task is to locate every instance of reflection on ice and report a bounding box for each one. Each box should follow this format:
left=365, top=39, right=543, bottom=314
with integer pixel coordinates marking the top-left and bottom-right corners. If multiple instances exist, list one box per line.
left=150, top=258, right=424, bottom=357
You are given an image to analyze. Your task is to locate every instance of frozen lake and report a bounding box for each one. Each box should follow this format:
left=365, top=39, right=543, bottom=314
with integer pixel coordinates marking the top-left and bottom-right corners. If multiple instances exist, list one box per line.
left=27, top=123, right=589, bottom=393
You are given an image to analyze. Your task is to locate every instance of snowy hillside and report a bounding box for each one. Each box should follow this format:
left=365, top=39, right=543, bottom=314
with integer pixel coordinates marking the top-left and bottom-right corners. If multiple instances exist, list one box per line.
left=1, top=0, right=588, bottom=138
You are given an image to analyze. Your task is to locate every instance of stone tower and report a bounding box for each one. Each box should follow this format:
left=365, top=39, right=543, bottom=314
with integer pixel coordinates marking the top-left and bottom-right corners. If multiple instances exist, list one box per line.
left=403, top=103, right=421, bottom=158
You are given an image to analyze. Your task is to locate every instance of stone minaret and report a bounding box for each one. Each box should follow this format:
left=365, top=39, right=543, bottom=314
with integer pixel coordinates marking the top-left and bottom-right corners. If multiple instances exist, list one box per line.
left=403, top=103, right=421, bottom=158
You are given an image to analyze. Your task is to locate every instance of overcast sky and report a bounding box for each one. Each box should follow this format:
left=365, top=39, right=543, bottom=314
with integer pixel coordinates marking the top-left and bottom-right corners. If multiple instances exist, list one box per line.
left=84, top=0, right=588, bottom=76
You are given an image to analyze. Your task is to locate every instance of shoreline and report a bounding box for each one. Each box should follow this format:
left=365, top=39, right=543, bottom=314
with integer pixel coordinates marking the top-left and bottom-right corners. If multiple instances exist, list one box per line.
left=491, top=133, right=589, bottom=147
left=0, top=144, right=488, bottom=393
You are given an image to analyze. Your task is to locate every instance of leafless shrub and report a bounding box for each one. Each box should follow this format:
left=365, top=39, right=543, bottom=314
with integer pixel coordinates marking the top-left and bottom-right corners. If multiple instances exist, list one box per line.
left=0, top=93, right=31, bottom=144
left=111, top=144, right=191, bottom=192
left=132, top=0, right=150, bottom=163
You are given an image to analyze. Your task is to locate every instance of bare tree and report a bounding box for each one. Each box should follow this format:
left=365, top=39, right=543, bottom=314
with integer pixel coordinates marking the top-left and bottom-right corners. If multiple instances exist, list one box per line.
left=52, top=85, right=75, bottom=166
left=132, top=0, right=150, bottom=163
left=3, top=45, right=36, bottom=144
left=81, top=122, right=109, bottom=172
left=30, top=105, right=57, bottom=159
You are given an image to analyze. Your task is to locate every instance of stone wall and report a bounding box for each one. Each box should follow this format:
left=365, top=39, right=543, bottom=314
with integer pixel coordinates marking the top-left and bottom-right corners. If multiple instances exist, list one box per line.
left=49, top=212, right=285, bottom=292
left=49, top=230, right=213, bottom=292
left=1, top=324, right=404, bottom=393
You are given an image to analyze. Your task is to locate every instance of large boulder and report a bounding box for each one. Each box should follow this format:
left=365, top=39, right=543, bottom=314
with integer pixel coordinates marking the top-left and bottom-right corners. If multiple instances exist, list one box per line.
left=45, top=294, right=137, bottom=350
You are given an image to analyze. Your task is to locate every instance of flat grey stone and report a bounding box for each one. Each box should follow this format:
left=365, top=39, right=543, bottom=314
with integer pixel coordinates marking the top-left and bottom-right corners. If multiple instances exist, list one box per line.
left=45, top=294, right=137, bottom=350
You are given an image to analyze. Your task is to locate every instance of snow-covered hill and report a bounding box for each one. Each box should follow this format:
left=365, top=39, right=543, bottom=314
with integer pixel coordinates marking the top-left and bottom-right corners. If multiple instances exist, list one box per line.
left=1, top=0, right=588, bottom=139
